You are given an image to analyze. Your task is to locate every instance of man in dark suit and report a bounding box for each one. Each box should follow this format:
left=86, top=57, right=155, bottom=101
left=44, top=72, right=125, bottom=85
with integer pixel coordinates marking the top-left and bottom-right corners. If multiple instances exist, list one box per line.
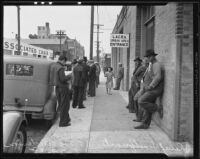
left=113, top=63, right=124, bottom=90
left=133, top=57, right=149, bottom=121
left=82, top=56, right=90, bottom=100
left=88, top=60, right=96, bottom=97
left=55, top=55, right=72, bottom=127
left=126, top=57, right=144, bottom=113
left=134, top=49, right=164, bottom=129
left=72, top=59, right=86, bottom=109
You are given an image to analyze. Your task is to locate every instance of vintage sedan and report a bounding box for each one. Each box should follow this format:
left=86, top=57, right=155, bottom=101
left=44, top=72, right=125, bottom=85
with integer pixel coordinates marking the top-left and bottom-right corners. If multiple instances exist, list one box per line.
left=3, top=56, right=58, bottom=123
left=3, top=111, right=27, bottom=153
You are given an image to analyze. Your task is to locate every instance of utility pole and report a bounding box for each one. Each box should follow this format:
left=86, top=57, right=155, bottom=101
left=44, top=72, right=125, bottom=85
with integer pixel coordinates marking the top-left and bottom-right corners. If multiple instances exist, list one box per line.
left=56, top=30, right=66, bottom=55
left=94, top=6, right=103, bottom=62
left=17, top=6, right=20, bottom=55
left=90, top=6, right=94, bottom=60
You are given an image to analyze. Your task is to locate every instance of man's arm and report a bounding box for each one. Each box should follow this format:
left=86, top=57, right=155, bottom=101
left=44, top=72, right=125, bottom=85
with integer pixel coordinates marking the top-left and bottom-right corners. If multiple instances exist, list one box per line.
left=149, top=63, right=162, bottom=88
left=58, top=68, right=72, bottom=83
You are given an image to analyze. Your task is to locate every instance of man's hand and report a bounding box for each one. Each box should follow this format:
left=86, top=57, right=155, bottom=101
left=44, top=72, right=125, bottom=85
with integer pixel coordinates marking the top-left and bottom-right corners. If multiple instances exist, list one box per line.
left=144, top=85, right=153, bottom=91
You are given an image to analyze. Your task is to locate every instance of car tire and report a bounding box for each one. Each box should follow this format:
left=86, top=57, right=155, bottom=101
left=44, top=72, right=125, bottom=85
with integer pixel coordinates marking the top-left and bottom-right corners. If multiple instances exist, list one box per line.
left=12, top=125, right=27, bottom=153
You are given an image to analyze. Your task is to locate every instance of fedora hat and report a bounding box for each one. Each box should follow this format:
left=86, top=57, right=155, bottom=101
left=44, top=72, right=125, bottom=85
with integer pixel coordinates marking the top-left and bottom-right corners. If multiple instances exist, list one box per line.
left=144, top=49, right=158, bottom=57
left=134, top=57, right=142, bottom=62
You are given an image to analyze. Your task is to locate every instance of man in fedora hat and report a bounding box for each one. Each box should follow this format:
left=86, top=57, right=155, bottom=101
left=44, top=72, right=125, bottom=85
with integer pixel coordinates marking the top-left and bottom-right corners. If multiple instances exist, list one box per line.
left=134, top=49, right=164, bottom=129
left=113, top=63, right=124, bottom=90
left=126, top=57, right=145, bottom=113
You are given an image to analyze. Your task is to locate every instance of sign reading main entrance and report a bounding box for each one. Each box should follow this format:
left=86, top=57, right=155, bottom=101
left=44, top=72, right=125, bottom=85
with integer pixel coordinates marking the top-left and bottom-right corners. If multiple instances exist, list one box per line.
left=110, top=34, right=129, bottom=48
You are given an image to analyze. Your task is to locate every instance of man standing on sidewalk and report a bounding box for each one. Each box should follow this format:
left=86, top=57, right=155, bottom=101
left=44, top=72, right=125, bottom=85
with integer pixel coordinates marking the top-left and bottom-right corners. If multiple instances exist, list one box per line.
left=72, top=59, right=86, bottom=109
left=82, top=56, right=90, bottom=100
left=88, top=60, right=96, bottom=97
left=113, top=63, right=124, bottom=90
left=126, top=57, right=143, bottom=113
left=55, top=55, right=72, bottom=127
left=134, top=49, right=164, bottom=129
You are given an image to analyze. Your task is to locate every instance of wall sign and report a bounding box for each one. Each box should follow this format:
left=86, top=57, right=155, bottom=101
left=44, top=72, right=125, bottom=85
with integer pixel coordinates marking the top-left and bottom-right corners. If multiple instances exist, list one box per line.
left=110, top=34, right=129, bottom=48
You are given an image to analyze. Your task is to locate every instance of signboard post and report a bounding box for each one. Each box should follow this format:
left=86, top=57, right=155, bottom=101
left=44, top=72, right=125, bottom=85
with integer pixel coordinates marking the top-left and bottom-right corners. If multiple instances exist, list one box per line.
left=110, top=34, right=129, bottom=48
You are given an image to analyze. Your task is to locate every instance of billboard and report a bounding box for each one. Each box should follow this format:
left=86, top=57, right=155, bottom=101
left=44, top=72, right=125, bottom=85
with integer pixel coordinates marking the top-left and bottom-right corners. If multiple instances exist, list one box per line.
left=110, top=34, right=129, bottom=48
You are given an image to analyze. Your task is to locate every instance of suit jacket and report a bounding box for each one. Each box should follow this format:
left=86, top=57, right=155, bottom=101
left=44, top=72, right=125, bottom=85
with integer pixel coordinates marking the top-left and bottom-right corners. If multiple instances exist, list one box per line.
left=82, top=63, right=90, bottom=82
left=89, top=64, right=96, bottom=80
left=117, top=67, right=124, bottom=79
left=72, top=63, right=85, bottom=87
left=143, top=61, right=164, bottom=93
left=132, top=65, right=147, bottom=87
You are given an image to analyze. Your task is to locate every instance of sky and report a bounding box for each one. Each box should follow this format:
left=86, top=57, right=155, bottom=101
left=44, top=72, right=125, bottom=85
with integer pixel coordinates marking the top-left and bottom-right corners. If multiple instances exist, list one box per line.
left=3, top=5, right=122, bottom=58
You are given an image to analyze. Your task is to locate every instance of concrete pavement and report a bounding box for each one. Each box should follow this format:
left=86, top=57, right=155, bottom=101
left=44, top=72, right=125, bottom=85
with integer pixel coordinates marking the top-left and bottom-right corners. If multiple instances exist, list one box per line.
left=35, top=72, right=193, bottom=157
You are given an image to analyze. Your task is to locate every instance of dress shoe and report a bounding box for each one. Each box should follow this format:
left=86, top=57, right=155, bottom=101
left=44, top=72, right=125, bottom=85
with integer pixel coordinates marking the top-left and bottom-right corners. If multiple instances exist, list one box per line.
left=78, top=105, right=86, bottom=109
left=133, top=119, right=142, bottom=122
left=59, top=122, right=71, bottom=127
left=126, top=105, right=129, bottom=109
left=134, top=124, right=149, bottom=129
left=113, top=88, right=118, bottom=90
left=72, top=105, right=77, bottom=108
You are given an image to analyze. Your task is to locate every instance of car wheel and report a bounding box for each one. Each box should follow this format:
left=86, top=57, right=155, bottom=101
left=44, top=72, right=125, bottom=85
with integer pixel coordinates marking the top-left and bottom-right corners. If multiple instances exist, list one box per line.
left=10, top=125, right=27, bottom=153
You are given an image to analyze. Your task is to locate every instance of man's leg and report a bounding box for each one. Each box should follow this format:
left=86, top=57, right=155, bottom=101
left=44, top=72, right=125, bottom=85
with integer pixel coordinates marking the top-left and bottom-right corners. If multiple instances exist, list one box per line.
left=134, top=91, right=158, bottom=129
left=83, top=82, right=87, bottom=100
left=59, top=88, right=71, bottom=126
left=126, top=88, right=131, bottom=108
left=72, top=86, right=78, bottom=108
left=114, top=78, right=120, bottom=90
left=78, top=86, right=85, bottom=108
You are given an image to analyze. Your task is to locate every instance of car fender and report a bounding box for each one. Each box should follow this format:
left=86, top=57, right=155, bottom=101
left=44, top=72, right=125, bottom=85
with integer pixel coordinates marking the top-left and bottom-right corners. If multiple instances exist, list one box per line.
left=3, top=111, right=27, bottom=151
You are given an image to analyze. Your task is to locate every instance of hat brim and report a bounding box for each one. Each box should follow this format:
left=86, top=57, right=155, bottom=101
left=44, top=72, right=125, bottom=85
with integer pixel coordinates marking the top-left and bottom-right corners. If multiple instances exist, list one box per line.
left=144, top=53, right=158, bottom=57
left=134, top=59, right=142, bottom=62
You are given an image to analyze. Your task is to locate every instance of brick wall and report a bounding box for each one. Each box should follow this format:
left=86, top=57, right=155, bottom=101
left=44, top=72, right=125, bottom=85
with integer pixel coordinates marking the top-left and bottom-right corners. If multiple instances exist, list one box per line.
left=153, top=3, right=178, bottom=140
left=178, top=3, right=193, bottom=144
left=153, top=3, right=193, bottom=144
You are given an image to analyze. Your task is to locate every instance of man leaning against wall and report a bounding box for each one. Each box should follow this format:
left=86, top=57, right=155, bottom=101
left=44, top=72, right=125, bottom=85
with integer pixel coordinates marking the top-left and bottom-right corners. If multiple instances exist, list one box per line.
left=134, top=49, right=164, bottom=129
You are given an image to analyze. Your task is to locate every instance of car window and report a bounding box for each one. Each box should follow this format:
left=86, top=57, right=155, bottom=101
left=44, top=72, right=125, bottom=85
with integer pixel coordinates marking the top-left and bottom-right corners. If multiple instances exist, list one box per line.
left=6, top=63, right=33, bottom=76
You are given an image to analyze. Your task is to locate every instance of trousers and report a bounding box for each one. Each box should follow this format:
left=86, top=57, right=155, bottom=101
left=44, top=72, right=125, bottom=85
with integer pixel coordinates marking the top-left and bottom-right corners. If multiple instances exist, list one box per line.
left=115, top=78, right=122, bottom=90
left=138, top=90, right=161, bottom=126
left=56, top=87, right=70, bottom=125
left=72, top=85, right=84, bottom=107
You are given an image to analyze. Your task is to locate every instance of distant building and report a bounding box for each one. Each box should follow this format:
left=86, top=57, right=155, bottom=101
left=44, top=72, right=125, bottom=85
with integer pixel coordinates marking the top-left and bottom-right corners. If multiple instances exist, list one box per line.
left=37, top=22, right=51, bottom=39
left=21, top=38, right=84, bottom=61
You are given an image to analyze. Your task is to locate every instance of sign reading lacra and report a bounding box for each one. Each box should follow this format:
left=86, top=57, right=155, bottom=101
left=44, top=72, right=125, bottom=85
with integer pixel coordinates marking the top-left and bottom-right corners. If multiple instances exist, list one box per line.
left=110, top=34, right=129, bottom=48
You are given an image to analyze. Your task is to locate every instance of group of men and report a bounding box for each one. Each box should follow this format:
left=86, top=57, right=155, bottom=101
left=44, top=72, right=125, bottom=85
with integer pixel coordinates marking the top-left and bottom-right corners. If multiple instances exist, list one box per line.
left=50, top=55, right=100, bottom=127
left=115, top=49, right=164, bottom=129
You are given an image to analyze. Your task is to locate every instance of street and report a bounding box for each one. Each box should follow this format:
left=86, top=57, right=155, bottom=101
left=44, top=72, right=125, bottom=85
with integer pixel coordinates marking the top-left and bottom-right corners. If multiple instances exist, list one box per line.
left=25, top=119, right=49, bottom=153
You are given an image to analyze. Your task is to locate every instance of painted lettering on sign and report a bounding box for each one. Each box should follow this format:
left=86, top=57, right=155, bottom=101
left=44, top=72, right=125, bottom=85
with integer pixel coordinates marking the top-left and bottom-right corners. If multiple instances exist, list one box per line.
left=110, top=34, right=129, bottom=48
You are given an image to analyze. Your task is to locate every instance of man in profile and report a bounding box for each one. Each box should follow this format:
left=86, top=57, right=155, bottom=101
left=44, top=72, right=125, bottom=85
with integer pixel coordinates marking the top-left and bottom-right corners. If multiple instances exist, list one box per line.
left=88, top=60, right=96, bottom=97
left=113, top=63, right=124, bottom=90
left=55, top=55, right=72, bottom=127
left=126, top=57, right=144, bottom=113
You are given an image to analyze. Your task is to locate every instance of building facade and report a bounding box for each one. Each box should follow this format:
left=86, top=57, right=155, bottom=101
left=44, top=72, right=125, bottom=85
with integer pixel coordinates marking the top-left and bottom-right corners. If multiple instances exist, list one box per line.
left=111, top=3, right=193, bottom=144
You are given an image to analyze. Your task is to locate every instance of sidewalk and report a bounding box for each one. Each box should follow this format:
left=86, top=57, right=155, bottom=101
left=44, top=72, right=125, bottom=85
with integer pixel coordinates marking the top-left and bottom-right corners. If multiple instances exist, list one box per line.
left=36, top=72, right=193, bottom=156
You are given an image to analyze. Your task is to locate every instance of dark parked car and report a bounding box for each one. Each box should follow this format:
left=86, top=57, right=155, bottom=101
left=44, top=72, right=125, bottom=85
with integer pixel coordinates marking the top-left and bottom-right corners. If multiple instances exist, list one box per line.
left=3, top=56, right=58, bottom=123
left=3, top=111, right=27, bottom=153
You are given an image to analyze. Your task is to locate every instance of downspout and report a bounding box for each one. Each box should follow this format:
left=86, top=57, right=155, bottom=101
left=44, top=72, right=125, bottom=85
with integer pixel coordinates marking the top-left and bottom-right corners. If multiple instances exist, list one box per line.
left=174, top=2, right=183, bottom=141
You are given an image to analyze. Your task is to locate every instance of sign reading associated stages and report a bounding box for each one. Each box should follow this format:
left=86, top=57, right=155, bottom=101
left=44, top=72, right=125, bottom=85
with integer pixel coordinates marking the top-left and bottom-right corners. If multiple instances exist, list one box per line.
left=110, top=34, right=129, bottom=48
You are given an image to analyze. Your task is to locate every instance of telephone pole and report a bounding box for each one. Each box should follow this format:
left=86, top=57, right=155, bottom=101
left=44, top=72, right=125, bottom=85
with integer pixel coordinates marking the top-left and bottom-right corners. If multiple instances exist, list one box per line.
left=94, top=6, right=103, bottom=62
left=17, top=6, right=20, bottom=55
left=56, top=30, right=66, bottom=55
left=90, top=6, right=94, bottom=60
